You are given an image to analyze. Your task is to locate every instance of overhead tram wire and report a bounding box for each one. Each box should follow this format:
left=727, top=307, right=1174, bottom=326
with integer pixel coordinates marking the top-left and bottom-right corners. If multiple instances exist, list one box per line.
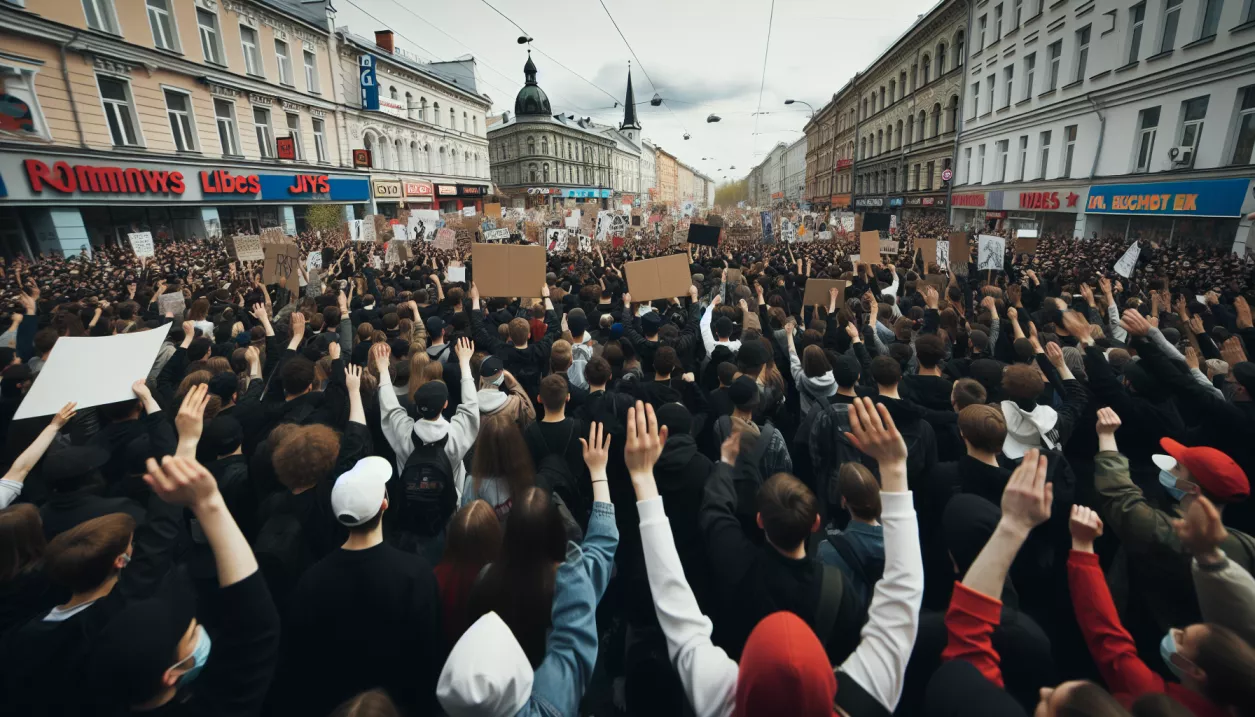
left=751, top=0, right=777, bottom=156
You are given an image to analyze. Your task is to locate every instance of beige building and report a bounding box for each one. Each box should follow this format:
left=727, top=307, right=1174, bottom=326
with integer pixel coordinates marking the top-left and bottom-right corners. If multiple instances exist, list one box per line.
left=0, top=0, right=367, bottom=257
left=655, top=147, right=678, bottom=206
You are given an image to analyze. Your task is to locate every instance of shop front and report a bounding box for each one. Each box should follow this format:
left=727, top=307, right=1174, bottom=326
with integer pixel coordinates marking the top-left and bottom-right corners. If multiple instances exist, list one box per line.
left=829, top=193, right=851, bottom=210
left=0, top=150, right=369, bottom=257
left=853, top=196, right=886, bottom=211
left=901, top=194, right=948, bottom=218
left=1084, top=177, right=1254, bottom=251
left=432, top=183, right=489, bottom=213
left=1002, top=185, right=1090, bottom=238
left=372, top=178, right=403, bottom=218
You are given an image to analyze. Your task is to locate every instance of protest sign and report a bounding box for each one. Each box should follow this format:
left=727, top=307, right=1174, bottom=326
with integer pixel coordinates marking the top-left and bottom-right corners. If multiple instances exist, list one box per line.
left=157, top=291, right=185, bottom=318
left=921, top=274, right=949, bottom=295
left=471, top=243, right=545, bottom=297
left=392, top=225, right=408, bottom=243
left=409, top=210, right=440, bottom=242
left=1114, top=241, right=1140, bottom=278
left=1015, top=236, right=1038, bottom=254
left=936, top=240, right=951, bottom=271
left=434, top=228, right=456, bottom=250
left=687, top=223, right=720, bottom=247
left=624, top=254, right=692, bottom=302
left=818, top=230, right=832, bottom=241
left=781, top=220, right=797, bottom=244
left=859, top=231, right=882, bottom=265
left=260, top=227, right=289, bottom=245
left=485, top=203, right=502, bottom=218
left=761, top=212, right=774, bottom=244
left=578, top=235, right=591, bottom=252
left=447, top=265, right=466, bottom=283
left=306, top=252, right=323, bottom=271
left=879, top=239, right=899, bottom=255
left=14, top=323, right=173, bottom=420
left=949, top=231, right=970, bottom=265
left=462, top=206, right=476, bottom=217
left=483, top=228, right=511, bottom=242
left=232, top=235, right=265, bottom=262
left=977, top=235, right=1005, bottom=271
left=384, top=241, right=400, bottom=266
left=263, top=242, right=301, bottom=284
left=128, top=232, right=154, bottom=259
left=916, top=238, right=937, bottom=268
left=545, top=228, right=568, bottom=252
left=565, top=210, right=581, bottom=230
left=802, top=279, right=847, bottom=307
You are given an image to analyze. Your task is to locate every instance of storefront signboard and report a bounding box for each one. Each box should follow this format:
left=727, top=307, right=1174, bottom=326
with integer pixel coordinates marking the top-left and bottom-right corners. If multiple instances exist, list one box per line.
left=1085, top=178, right=1251, bottom=217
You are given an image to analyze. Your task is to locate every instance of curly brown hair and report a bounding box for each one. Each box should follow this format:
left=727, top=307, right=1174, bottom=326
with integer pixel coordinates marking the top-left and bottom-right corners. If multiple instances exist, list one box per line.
left=272, top=424, right=341, bottom=490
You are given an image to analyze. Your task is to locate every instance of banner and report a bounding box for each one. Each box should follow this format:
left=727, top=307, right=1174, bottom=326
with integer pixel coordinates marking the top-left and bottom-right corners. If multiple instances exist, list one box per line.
left=761, top=212, right=774, bottom=244
left=232, top=235, right=264, bottom=262
left=409, top=210, right=440, bottom=242
left=434, top=228, right=456, bottom=249
left=545, top=228, right=568, bottom=252
left=1113, top=241, right=1140, bottom=278
left=483, top=227, right=511, bottom=241
left=128, top=232, right=154, bottom=259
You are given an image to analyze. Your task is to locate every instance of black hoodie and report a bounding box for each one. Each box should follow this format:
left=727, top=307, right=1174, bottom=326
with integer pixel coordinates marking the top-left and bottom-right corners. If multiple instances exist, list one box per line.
left=871, top=396, right=938, bottom=490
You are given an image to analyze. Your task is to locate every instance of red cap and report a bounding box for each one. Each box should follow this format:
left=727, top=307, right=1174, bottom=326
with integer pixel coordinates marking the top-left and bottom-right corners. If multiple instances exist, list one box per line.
left=1160, top=438, right=1250, bottom=502
left=735, top=612, right=837, bottom=717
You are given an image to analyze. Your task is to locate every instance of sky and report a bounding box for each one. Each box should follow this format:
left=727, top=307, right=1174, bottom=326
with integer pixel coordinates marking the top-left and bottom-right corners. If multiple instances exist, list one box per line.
left=335, top=0, right=943, bottom=185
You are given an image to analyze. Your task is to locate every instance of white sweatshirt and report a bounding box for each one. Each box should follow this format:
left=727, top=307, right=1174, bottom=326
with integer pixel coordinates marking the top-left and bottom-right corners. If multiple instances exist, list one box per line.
left=637, top=490, right=923, bottom=717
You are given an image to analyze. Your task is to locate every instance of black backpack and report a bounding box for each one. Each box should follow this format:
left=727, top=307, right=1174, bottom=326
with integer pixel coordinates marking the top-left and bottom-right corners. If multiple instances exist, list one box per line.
left=400, top=434, right=455, bottom=537
left=826, top=528, right=885, bottom=611
left=807, top=400, right=866, bottom=521
left=255, top=508, right=312, bottom=608
left=527, top=421, right=589, bottom=529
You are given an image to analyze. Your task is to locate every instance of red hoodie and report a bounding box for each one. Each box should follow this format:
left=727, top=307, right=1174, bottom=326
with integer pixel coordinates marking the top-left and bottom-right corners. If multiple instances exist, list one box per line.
left=735, top=611, right=837, bottom=716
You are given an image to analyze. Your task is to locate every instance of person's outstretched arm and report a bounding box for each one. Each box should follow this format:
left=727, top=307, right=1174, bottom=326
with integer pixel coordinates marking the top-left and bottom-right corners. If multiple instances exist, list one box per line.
left=631, top=401, right=738, bottom=717
left=0, top=402, right=76, bottom=508
left=837, top=398, right=923, bottom=713
left=1178, top=495, right=1255, bottom=647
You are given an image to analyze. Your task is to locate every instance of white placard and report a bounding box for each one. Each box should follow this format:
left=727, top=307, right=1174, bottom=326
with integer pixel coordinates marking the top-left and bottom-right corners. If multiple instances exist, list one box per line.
left=840, top=215, right=856, bottom=232
left=545, top=228, right=568, bottom=252
left=361, top=217, right=377, bottom=242
left=936, top=240, right=951, bottom=271
left=1114, top=241, right=1140, bottom=279
left=409, top=210, right=440, bottom=242
left=370, top=255, right=383, bottom=269
left=484, top=227, right=511, bottom=241
left=818, top=230, right=832, bottom=240
left=596, top=211, right=614, bottom=242
left=578, top=235, right=591, bottom=252
left=462, top=206, right=476, bottom=217
left=14, top=324, right=173, bottom=420
left=565, top=210, right=581, bottom=230
left=157, top=292, right=185, bottom=318
left=977, top=234, right=1005, bottom=271
left=1016, top=229, right=1039, bottom=239
left=781, top=220, right=797, bottom=244
left=233, top=235, right=265, bottom=262
left=447, top=266, right=466, bottom=283
left=128, top=232, right=154, bottom=259
left=349, top=220, right=368, bottom=241
left=306, top=252, right=322, bottom=270
left=850, top=254, right=861, bottom=264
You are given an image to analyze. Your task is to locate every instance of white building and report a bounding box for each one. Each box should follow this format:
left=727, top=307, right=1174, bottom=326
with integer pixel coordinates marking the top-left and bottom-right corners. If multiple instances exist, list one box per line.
left=640, top=138, right=658, bottom=204
left=784, top=135, right=808, bottom=203
left=337, top=30, right=491, bottom=214
left=953, top=0, right=1255, bottom=250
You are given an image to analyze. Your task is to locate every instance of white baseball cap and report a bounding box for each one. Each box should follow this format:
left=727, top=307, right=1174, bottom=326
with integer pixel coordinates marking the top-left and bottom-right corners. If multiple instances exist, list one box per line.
left=330, top=456, right=391, bottom=526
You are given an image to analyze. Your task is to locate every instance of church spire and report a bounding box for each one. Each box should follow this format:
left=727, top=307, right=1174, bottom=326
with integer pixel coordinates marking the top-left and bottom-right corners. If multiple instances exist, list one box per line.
left=621, top=62, right=641, bottom=132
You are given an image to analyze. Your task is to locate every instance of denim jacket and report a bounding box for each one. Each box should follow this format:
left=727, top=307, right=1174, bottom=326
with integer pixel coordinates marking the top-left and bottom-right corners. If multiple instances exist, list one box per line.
left=517, top=501, right=618, bottom=717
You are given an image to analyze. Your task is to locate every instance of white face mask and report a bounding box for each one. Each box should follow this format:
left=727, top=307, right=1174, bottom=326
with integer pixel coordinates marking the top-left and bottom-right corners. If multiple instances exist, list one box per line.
left=489, top=373, right=504, bottom=387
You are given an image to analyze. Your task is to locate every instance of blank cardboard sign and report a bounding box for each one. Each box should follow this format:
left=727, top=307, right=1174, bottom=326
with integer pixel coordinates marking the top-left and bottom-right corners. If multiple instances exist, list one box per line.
left=1015, top=237, right=1038, bottom=254
left=859, top=231, right=882, bottom=265
left=949, top=232, right=971, bottom=264
left=803, top=279, right=847, bottom=306
left=471, top=243, right=545, bottom=297
left=625, top=254, right=691, bottom=302
left=916, top=238, right=937, bottom=267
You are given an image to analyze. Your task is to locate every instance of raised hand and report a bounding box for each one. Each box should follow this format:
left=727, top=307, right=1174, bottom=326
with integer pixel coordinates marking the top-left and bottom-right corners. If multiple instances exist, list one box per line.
left=1183, top=346, right=1200, bottom=371
left=132, top=379, right=153, bottom=403
left=1062, top=311, right=1094, bottom=342
left=370, top=341, right=392, bottom=375
left=1000, top=449, right=1053, bottom=536
left=719, top=431, right=741, bottom=466
left=625, top=400, right=667, bottom=478
left=250, top=303, right=268, bottom=322
left=1045, top=340, right=1065, bottom=368
left=290, top=311, right=305, bottom=337
left=327, top=341, right=341, bottom=361
left=1235, top=296, right=1252, bottom=330
left=175, top=383, right=211, bottom=451
left=50, top=402, right=78, bottom=430
left=453, top=337, right=474, bottom=364
left=345, top=364, right=362, bottom=394
left=1173, top=494, right=1229, bottom=561
left=143, top=455, right=220, bottom=509
left=1069, top=505, right=1104, bottom=553
left=1095, top=406, right=1121, bottom=435
left=580, top=421, right=612, bottom=475
left=1221, top=337, right=1248, bottom=367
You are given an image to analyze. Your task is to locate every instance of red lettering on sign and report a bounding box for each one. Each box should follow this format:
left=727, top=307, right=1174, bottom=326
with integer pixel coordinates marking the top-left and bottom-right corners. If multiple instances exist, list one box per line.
left=200, top=170, right=260, bottom=195
left=287, top=174, right=331, bottom=194
left=1019, top=191, right=1060, bottom=210
left=24, top=159, right=185, bottom=195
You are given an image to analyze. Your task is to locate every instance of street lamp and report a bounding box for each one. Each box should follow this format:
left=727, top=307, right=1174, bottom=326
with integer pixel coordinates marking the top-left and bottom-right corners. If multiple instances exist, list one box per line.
left=517, top=36, right=533, bottom=44
left=784, top=99, right=814, bottom=118
left=707, top=114, right=721, bottom=123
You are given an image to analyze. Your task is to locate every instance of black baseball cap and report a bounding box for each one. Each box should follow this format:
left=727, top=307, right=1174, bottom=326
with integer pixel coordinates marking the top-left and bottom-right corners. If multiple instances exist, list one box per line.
left=414, top=381, right=449, bottom=419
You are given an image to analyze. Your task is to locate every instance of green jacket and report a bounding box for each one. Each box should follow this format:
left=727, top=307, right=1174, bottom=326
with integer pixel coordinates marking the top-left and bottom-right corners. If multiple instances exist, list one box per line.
left=1096, top=451, right=1255, bottom=630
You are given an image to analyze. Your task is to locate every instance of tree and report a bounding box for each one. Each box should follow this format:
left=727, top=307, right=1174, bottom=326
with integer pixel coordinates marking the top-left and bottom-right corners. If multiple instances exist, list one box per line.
left=714, top=178, right=748, bottom=206
left=304, top=204, right=347, bottom=232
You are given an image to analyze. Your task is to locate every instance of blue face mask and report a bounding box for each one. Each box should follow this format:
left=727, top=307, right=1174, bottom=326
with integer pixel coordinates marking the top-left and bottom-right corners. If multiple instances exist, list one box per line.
left=1159, top=630, right=1191, bottom=682
left=1159, top=470, right=1187, bottom=501
left=174, top=625, right=212, bottom=688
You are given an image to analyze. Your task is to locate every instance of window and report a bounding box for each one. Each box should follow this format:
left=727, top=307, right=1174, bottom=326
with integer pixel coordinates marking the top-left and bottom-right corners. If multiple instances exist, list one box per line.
left=971, top=81, right=981, bottom=117
left=1160, top=0, right=1182, bottom=52
left=912, top=164, right=921, bottom=191
left=925, top=161, right=935, bottom=190
left=197, top=8, right=223, bottom=64
left=164, top=89, right=197, bottom=151
left=1023, top=53, right=1036, bottom=100
left=275, top=40, right=293, bottom=85
left=1200, top=0, right=1224, bottom=38
left=462, top=111, right=468, bottom=133
left=418, top=98, right=427, bottom=123
left=98, top=76, right=139, bottom=146
left=541, top=136, right=548, bottom=155
left=1014, top=0, right=1023, bottom=27
left=1003, top=67, right=1014, bottom=108
left=542, top=163, right=550, bottom=182
left=1018, top=135, right=1029, bottom=180
left=956, top=31, right=965, bottom=66
left=994, top=4, right=1004, bottom=40
left=240, top=25, right=263, bottom=76
left=1038, top=130, right=1052, bottom=178
left=146, top=0, right=178, bottom=51
left=433, top=102, right=440, bottom=126
left=1047, top=41, right=1062, bottom=91
left=1057, top=124, right=1076, bottom=177
left=82, top=0, right=118, bottom=33
left=922, top=55, right=932, bottom=84
left=977, top=144, right=986, bottom=182
left=254, top=107, right=274, bottom=158
left=303, top=50, right=319, bottom=93
left=1075, top=26, right=1090, bottom=81
left=985, top=76, right=995, bottom=113
left=1232, top=87, right=1255, bottom=164
left=450, top=107, right=455, bottom=127
left=311, top=117, right=326, bottom=162
left=1135, top=106, right=1159, bottom=171
left=286, top=113, right=304, bottom=161
left=214, top=99, right=240, bottom=155
left=995, top=140, right=1009, bottom=181
left=977, top=14, right=987, bottom=50
left=1178, top=96, right=1208, bottom=159
left=472, top=115, right=478, bottom=135
left=964, top=147, right=973, bottom=182
left=1127, top=3, right=1145, bottom=65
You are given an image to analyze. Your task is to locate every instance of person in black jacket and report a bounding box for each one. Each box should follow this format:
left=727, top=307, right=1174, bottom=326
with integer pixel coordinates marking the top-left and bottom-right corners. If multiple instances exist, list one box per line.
left=869, top=356, right=938, bottom=491
left=470, top=284, right=559, bottom=410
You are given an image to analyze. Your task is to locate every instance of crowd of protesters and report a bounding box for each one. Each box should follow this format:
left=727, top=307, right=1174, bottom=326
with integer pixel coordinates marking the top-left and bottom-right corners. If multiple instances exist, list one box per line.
left=0, top=211, right=1254, bottom=717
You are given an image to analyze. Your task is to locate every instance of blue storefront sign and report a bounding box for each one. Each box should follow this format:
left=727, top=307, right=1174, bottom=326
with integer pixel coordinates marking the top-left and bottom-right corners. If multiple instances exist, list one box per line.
left=1086, top=178, right=1251, bottom=217
left=257, top=174, right=370, bottom=202
left=359, top=55, right=379, bottom=111
left=561, top=188, right=611, bottom=198
left=888, top=197, right=905, bottom=207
